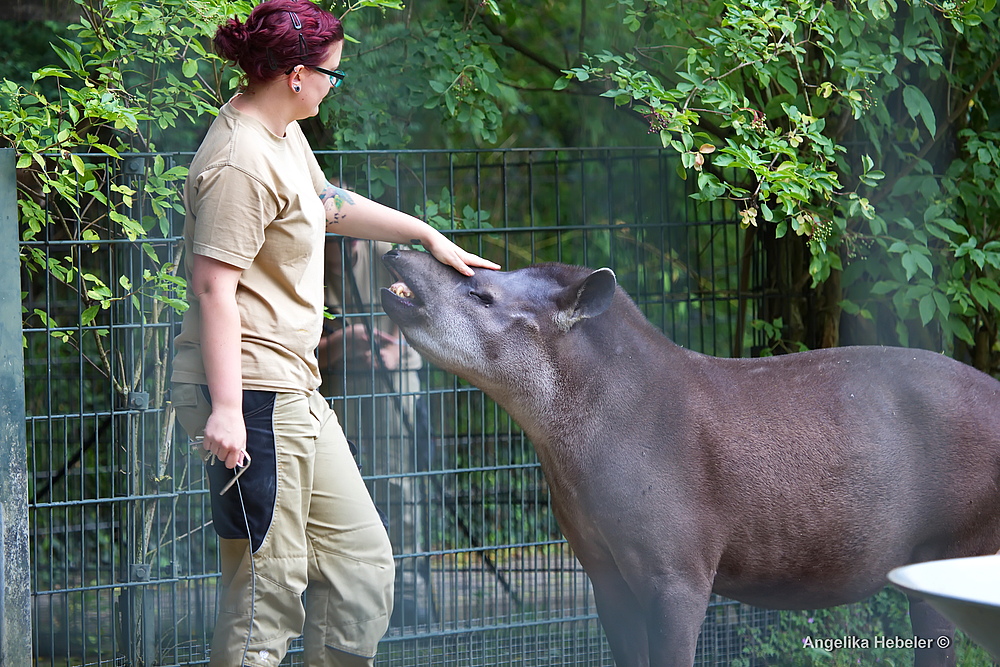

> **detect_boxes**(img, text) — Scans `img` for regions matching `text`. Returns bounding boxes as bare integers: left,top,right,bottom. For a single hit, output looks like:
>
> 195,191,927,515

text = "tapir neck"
490,295,684,455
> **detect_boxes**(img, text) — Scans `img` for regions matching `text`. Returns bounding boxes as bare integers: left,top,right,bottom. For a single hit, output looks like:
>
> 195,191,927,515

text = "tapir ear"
555,267,617,332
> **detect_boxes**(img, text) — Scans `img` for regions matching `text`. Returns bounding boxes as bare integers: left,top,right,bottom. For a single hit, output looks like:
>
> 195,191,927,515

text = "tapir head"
380,249,617,400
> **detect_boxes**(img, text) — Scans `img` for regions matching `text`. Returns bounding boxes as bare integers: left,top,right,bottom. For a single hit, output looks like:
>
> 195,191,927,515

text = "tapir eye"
469,289,494,306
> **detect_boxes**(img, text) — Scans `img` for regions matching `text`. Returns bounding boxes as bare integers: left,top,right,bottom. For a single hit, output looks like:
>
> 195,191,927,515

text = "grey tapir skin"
379,248,1000,667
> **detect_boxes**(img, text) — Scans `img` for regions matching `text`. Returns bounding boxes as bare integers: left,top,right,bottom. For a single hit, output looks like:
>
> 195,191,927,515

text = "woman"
170,1,499,665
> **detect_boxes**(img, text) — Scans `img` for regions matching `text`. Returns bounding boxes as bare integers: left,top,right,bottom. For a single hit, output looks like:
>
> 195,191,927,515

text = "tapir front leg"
589,571,651,665
907,595,956,667
644,573,714,667
591,568,712,667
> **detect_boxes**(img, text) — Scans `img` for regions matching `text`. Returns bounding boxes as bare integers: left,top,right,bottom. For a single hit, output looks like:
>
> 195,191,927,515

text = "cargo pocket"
202,389,279,553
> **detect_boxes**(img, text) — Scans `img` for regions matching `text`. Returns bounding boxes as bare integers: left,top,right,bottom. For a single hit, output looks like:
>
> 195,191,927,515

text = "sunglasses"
311,66,346,88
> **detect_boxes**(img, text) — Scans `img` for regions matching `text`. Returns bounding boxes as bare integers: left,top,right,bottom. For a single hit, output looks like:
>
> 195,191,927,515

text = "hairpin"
286,11,307,57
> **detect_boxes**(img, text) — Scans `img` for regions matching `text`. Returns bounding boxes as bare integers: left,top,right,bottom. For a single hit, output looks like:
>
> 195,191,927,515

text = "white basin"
888,554,1000,660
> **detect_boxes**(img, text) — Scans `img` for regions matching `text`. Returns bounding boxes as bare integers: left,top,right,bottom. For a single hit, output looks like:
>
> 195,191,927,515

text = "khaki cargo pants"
172,384,395,667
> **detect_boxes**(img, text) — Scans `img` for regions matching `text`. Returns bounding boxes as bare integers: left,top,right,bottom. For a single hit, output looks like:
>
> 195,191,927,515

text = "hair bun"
213,18,251,63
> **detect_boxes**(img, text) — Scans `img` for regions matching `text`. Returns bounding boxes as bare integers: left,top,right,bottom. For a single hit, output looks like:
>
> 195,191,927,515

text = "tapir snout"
380,248,1000,667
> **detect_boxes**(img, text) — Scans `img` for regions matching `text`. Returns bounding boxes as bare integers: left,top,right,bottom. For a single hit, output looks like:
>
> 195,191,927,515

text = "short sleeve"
189,165,279,269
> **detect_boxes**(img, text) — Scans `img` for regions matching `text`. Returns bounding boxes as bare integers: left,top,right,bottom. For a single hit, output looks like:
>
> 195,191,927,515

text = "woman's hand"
423,229,501,277
202,405,247,469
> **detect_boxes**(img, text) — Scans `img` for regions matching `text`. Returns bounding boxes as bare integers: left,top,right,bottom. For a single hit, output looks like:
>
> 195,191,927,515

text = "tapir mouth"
388,281,413,300
382,279,419,308
382,257,423,310
380,249,441,315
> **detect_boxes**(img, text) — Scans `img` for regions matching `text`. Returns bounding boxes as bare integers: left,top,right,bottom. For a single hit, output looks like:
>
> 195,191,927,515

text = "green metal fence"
12,146,778,666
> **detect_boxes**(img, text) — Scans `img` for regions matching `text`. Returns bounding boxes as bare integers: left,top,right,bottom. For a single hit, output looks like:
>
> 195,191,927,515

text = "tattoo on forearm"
321,183,356,223
410,238,422,246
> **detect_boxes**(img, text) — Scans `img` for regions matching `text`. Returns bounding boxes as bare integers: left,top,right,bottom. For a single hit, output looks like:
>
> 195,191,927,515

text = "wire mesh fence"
18,146,778,666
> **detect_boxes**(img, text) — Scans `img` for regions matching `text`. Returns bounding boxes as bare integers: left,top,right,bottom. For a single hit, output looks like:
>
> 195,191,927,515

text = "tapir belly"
711,527,911,609
714,503,1000,609
554,421,1000,613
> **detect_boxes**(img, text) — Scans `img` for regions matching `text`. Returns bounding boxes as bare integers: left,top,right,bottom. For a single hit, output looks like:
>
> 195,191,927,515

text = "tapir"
379,248,1000,667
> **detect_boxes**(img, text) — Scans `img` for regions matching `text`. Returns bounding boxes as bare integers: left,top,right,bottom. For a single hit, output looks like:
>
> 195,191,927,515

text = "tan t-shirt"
171,101,328,394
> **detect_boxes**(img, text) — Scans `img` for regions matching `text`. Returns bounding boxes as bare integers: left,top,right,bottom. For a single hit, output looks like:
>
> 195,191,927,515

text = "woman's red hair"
214,0,343,83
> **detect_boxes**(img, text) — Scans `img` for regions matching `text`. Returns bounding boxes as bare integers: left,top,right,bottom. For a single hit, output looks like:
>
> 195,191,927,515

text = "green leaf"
70,154,86,176
81,305,100,326
932,290,951,317
932,217,967,236
949,317,975,345
775,70,798,96
918,294,936,325
901,252,918,280
902,85,937,136
32,67,70,81
971,280,1000,311
914,252,934,278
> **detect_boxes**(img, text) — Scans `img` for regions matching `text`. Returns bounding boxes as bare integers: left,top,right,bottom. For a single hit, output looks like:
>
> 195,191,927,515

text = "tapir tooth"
389,281,414,299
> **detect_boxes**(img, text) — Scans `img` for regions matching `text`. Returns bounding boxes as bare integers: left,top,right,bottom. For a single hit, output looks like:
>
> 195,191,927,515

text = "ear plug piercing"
293,85,301,92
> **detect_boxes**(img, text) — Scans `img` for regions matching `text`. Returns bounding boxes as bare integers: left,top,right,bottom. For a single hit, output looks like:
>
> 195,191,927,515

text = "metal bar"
0,147,32,665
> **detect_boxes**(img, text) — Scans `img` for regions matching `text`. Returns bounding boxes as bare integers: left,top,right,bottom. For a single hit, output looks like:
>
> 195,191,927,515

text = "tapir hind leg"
907,595,956,667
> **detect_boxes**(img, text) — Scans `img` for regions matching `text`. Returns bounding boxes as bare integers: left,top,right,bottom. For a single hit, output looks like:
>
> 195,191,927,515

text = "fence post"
0,146,31,666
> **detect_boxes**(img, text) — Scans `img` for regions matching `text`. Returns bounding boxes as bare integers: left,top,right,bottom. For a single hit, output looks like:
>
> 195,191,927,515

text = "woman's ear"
289,65,303,93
